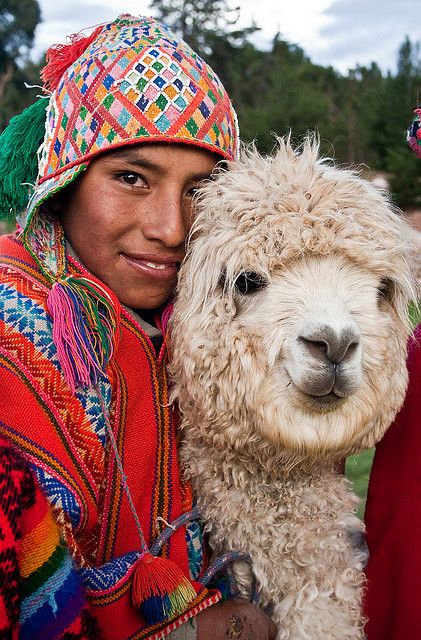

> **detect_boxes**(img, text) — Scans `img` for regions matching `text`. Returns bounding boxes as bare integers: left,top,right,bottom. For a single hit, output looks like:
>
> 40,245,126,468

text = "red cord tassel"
132,553,197,626
42,26,103,91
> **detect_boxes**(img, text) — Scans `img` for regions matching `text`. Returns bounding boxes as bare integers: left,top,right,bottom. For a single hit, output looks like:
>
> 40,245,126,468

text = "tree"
0,0,42,130
0,0,41,100
149,0,256,57
387,145,421,207
395,36,421,114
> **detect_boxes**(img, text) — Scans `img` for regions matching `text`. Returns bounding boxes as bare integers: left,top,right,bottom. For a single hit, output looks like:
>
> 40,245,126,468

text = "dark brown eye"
118,172,147,187
234,272,267,295
377,278,393,306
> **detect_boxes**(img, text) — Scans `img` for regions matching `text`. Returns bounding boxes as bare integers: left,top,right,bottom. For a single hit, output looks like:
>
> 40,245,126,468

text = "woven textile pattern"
39,15,238,184
0,234,219,639
0,438,94,639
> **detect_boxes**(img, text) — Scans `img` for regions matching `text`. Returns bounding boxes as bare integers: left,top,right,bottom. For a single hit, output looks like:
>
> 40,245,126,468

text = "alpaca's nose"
298,325,360,365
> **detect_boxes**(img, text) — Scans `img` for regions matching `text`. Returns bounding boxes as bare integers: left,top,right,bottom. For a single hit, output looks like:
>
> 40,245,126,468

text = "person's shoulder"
0,234,50,323
0,234,38,284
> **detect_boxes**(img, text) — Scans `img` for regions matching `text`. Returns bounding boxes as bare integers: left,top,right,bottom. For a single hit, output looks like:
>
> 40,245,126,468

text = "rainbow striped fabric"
0,437,94,639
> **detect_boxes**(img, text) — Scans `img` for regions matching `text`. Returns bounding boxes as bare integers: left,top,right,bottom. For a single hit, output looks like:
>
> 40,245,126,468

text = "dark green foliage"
0,56,43,130
387,146,421,206
148,0,257,58
0,0,40,69
149,0,421,205
0,0,42,129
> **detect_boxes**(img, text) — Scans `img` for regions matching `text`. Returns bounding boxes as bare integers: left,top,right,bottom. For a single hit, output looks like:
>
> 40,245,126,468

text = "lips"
120,252,181,279
143,261,171,270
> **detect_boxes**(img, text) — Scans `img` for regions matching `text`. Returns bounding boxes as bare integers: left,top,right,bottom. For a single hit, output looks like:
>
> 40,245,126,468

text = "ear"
378,277,414,331
45,184,74,215
46,193,63,214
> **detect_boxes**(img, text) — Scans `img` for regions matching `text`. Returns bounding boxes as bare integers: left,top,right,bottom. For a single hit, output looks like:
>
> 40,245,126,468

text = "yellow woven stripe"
20,509,60,578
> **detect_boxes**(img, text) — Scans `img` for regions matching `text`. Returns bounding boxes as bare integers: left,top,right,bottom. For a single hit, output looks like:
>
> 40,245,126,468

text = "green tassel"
0,98,47,221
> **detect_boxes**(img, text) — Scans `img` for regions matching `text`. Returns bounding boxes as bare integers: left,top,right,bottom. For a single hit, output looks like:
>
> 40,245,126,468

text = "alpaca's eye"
234,272,267,295
377,278,393,306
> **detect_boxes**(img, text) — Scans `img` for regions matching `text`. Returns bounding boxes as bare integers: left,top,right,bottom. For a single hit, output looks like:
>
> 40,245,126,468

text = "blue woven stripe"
20,552,75,623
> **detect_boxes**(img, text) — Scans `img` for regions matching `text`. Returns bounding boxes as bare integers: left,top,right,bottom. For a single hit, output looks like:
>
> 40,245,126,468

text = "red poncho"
364,324,421,639
0,234,219,639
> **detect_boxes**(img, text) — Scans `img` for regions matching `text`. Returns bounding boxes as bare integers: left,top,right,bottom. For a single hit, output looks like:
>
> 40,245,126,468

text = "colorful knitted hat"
0,14,239,392
407,108,421,158
1,14,239,232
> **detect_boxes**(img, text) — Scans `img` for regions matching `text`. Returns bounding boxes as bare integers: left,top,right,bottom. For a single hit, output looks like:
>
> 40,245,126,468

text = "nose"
298,324,360,365
143,196,189,249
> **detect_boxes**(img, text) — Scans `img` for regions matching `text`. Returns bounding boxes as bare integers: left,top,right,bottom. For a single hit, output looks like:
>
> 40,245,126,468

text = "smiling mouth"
121,253,180,277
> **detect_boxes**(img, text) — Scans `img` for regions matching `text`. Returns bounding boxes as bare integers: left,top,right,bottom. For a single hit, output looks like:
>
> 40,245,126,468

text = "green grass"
409,301,421,327
345,449,375,520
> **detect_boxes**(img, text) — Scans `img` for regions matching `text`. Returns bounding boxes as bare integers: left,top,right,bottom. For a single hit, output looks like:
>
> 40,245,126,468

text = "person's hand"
196,599,277,639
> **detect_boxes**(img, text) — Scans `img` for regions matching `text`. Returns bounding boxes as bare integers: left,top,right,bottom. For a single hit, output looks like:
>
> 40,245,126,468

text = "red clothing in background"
364,324,421,639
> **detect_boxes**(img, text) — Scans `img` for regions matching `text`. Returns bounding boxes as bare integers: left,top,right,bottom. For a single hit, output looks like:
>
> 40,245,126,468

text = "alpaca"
169,137,416,639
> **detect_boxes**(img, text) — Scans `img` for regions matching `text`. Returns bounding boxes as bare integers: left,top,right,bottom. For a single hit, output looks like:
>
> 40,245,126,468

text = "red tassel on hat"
42,25,103,91
132,553,197,626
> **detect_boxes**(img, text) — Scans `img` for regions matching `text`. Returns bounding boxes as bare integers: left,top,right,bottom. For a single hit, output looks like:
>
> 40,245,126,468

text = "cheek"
63,196,123,255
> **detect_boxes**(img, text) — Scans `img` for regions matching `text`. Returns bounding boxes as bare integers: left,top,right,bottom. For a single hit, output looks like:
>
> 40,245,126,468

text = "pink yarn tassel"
47,278,118,392
47,282,93,391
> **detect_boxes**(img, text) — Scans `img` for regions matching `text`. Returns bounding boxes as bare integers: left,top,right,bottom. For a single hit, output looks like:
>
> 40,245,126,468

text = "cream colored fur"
169,137,416,639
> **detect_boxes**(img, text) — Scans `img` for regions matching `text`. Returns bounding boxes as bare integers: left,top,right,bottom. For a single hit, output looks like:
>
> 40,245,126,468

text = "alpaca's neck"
181,429,339,490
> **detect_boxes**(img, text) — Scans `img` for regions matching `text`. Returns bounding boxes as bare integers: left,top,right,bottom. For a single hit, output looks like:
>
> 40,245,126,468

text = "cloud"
34,0,150,57
32,0,421,74
308,0,421,72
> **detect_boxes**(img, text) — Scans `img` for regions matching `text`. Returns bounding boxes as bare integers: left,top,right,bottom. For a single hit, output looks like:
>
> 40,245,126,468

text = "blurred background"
2,0,421,216
1,0,420,514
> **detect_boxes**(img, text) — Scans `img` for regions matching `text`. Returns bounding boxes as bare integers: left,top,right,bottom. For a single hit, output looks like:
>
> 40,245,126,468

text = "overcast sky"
33,0,421,75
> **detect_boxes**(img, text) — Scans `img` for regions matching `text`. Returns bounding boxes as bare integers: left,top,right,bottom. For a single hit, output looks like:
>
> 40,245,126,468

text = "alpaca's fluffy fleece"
170,137,416,639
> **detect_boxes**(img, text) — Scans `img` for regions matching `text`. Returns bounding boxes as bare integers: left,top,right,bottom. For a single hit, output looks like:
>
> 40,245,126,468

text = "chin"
119,289,175,311
254,383,379,458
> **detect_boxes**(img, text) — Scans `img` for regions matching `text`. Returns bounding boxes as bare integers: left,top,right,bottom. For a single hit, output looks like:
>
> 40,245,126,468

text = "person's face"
60,143,218,310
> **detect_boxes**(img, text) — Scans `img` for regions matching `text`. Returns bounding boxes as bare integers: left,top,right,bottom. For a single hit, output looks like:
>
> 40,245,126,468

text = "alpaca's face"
171,141,414,457
216,253,404,453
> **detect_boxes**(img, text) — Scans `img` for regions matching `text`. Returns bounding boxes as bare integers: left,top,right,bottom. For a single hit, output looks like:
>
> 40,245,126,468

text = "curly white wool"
170,136,416,639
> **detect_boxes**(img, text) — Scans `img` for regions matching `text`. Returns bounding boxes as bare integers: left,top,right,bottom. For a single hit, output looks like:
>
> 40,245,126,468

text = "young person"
364,325,421,639
0,15,276,640
364,109,421,639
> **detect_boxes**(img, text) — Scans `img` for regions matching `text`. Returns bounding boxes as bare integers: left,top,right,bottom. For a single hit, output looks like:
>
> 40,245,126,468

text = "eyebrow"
108,148,216,182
